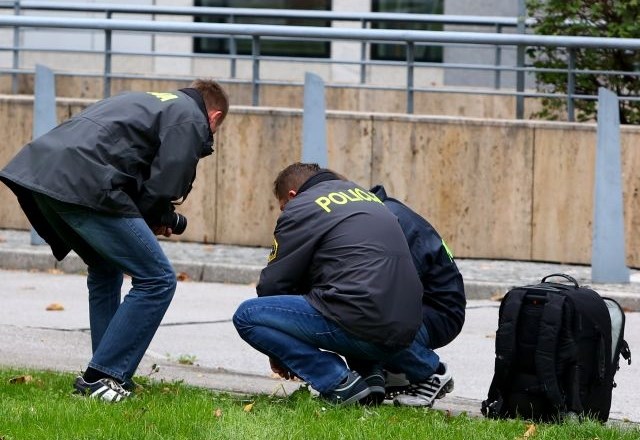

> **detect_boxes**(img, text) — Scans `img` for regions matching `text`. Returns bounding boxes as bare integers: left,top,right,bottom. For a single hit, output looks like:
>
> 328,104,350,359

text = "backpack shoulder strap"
483,289,526,416
495,289,526,370
535,292,571,410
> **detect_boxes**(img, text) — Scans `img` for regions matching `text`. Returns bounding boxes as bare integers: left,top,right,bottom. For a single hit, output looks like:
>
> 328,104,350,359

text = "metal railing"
1,5,640,120
2,1,532,93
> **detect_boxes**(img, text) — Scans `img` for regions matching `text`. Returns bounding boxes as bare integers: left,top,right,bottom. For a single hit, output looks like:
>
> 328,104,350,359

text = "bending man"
0,79,229,402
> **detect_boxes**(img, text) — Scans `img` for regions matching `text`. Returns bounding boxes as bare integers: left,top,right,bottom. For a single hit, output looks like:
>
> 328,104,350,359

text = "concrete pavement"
0,228,638,423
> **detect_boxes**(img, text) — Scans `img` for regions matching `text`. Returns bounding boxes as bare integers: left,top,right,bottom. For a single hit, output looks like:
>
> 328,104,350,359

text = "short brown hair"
273,162,321,200
190,78,230,124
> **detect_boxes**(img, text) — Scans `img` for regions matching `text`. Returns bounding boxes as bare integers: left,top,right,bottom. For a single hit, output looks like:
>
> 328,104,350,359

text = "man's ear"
288,189,297,200
208,110,223,130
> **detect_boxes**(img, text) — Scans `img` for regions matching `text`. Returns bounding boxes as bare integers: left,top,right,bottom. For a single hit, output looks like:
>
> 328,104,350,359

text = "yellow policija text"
315,187,383,213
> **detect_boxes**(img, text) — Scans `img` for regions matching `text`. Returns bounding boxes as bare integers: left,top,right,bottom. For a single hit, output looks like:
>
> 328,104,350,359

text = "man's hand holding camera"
153,212,188,237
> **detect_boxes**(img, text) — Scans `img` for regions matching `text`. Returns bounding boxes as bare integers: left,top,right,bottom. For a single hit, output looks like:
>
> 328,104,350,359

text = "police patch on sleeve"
268,237,278,262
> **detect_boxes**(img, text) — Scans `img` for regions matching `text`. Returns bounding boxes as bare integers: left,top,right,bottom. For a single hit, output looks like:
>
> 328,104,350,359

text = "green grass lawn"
0,368,637,440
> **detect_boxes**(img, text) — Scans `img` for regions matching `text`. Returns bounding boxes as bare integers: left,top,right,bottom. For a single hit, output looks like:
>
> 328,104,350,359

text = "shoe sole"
436,378,454,399
361,386,385,406
340,387,372,405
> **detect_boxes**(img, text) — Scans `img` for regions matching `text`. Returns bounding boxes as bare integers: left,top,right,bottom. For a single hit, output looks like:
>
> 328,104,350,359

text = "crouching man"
233,163,442,405
367,184,466,407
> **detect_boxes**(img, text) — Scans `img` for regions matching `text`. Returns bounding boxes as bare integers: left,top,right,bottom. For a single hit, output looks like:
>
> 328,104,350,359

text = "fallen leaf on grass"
214,408,223,418
243,402,254,412
516,423,536,439
45,303,64,311
9,375,33,384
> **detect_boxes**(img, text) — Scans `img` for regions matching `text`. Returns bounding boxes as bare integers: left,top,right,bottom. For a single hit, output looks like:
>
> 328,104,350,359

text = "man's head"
190,78,230,134
273,162,321,211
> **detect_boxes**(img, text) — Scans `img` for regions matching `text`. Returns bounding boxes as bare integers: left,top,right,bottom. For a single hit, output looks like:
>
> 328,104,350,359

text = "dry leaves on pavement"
45,303,64,311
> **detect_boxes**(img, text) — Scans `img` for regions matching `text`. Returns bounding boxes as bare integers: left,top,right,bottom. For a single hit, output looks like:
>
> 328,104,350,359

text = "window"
371,0,443,63
194,0,332,58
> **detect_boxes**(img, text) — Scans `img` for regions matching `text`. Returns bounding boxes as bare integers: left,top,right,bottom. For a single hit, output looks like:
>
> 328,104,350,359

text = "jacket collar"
369,184,388,201
179,87,214,156
297,170,340,194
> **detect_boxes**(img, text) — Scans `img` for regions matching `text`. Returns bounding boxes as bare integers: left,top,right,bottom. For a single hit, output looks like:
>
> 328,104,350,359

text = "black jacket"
0,88,213,260
257,172,423,349
371,185,466,349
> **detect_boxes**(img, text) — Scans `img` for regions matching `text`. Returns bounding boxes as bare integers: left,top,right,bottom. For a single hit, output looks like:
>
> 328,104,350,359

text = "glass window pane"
194,0,331,58
371,0,443,63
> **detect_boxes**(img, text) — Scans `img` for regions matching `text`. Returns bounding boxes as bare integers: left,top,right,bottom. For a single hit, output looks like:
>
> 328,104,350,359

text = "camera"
160,212,188,235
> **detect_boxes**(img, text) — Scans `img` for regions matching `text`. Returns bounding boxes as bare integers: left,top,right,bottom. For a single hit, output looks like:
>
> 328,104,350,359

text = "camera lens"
160,212,187,235
172,213,187,235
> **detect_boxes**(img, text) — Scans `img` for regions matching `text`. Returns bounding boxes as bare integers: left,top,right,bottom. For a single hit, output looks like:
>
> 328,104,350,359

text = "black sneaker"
73,376,132,402
360,365,386,406
320,371,371,405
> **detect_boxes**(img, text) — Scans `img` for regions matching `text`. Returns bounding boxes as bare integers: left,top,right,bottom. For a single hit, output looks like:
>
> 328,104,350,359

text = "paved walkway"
1,228,639,310
0,228,638,424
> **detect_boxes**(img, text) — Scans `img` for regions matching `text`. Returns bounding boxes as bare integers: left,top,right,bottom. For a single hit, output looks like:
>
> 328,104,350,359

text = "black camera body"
160,212,187,235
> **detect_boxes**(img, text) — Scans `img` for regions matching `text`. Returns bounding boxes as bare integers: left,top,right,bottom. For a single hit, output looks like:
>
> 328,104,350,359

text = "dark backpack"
481,273,632,422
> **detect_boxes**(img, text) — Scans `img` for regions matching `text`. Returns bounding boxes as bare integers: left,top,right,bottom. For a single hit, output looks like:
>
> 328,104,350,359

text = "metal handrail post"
359,18,367,84
567,48,576,122
251,35,260,106
515,45,525,119
229,14,236,78
406,41,414,114
515,0,526,119
494,24,502,89
103,13,112,98
11,0,21,94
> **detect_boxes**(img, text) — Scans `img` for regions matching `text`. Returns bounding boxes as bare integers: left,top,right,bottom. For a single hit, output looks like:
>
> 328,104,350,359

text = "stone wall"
1,95,638,267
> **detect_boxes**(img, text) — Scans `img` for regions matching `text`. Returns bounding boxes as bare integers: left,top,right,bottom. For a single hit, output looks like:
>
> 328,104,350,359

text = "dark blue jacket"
371,185,466,349
257,172,423,349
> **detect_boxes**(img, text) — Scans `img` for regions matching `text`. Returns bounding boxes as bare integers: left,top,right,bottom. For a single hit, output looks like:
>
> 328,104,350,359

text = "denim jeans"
32,194,176,383
233,295,440,393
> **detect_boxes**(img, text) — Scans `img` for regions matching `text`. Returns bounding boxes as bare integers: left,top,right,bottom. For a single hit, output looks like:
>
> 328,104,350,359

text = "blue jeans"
33,194,176,383
233,295,440,393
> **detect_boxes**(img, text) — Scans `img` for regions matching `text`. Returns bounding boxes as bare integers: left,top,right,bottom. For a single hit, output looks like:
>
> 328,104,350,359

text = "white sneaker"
393,363,454,407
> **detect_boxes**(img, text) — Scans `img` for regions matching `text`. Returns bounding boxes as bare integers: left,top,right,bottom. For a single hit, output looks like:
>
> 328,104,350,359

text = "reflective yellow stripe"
442,239,454,262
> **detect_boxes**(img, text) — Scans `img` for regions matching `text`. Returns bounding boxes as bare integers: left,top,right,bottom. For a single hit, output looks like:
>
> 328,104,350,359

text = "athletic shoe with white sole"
393,363,454,407
320,371,371,405
73,376,132,402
